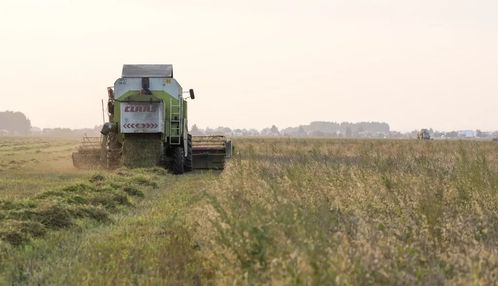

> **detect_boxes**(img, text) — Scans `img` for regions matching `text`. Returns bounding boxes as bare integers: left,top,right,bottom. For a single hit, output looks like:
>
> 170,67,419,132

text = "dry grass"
1,137,497,285
0,137,89,200
191,139,498,285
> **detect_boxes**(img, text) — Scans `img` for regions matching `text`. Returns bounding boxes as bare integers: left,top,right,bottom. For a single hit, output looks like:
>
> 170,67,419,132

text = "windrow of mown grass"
191,139,498,285
0,168,163,246
0,170,214,285
0,137,85,200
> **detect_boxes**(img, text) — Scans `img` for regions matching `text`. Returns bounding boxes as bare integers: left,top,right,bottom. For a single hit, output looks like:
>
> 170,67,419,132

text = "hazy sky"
1,0,497,131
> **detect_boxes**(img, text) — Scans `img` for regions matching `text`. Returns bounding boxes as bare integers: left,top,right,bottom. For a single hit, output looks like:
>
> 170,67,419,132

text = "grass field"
0,137,497,285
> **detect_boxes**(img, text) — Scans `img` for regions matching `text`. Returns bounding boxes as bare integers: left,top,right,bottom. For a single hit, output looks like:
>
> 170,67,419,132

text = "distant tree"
297,126,306,137
433,131,444,139
310,130,325,137
233,129,243,136
345,127,352,138
205,127,215,135
445,131,458,138
248,129,260,136
42,128,73,136
295,121,392,138
0,111,31,134
260,128,271,136
191,124,203,135
215,126,232,135
270,125,280,136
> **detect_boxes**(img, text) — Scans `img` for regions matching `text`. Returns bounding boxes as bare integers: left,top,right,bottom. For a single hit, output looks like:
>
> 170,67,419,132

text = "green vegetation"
1,137,497,285
0,171,155,246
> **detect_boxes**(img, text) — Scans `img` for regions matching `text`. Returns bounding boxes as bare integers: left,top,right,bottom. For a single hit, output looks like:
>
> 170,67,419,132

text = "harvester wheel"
171,147,185,175
184,134,193,172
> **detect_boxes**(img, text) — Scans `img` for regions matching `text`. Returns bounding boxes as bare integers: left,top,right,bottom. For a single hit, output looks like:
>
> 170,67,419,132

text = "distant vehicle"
417,129,431,140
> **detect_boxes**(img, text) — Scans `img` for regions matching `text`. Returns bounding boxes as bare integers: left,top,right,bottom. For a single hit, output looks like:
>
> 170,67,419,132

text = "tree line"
0,111,31,134
191,121,391,138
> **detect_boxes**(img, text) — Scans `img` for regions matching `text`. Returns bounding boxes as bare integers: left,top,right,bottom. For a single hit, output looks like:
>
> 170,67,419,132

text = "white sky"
0,0,497,132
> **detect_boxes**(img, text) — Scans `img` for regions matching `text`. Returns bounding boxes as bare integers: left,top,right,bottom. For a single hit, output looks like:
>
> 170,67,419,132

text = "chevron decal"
123,123,159,129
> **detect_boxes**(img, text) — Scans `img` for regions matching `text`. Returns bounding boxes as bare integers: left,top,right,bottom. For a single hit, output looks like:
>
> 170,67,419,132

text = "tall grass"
193,139,498,285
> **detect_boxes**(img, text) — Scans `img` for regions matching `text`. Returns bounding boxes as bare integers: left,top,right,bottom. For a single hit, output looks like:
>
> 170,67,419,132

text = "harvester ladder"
169,97,182,145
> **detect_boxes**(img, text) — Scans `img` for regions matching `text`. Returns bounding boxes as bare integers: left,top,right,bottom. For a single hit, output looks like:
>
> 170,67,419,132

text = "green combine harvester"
72,64,232,174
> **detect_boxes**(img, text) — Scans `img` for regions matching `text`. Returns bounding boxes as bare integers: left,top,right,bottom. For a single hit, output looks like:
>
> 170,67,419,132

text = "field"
0,137,497,285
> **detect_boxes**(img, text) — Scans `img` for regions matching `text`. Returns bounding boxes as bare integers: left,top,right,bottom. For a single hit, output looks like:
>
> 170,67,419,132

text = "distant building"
458,130,476,138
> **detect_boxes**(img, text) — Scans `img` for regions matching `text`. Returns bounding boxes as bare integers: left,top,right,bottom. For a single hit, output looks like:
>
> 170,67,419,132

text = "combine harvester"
72,64,232,174
417,129,431,140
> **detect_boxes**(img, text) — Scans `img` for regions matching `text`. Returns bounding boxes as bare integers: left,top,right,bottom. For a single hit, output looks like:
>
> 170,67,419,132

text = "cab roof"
122,64,173,78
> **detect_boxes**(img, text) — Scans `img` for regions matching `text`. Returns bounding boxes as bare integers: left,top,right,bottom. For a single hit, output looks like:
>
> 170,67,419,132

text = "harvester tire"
184,134,193,172
171,147,185,175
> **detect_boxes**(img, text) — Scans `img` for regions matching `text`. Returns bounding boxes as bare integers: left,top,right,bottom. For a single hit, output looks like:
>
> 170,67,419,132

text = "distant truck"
417,129,431,140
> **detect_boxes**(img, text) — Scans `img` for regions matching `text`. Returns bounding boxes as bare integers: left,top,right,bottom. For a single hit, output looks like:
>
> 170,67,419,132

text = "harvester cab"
72,64,231,174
